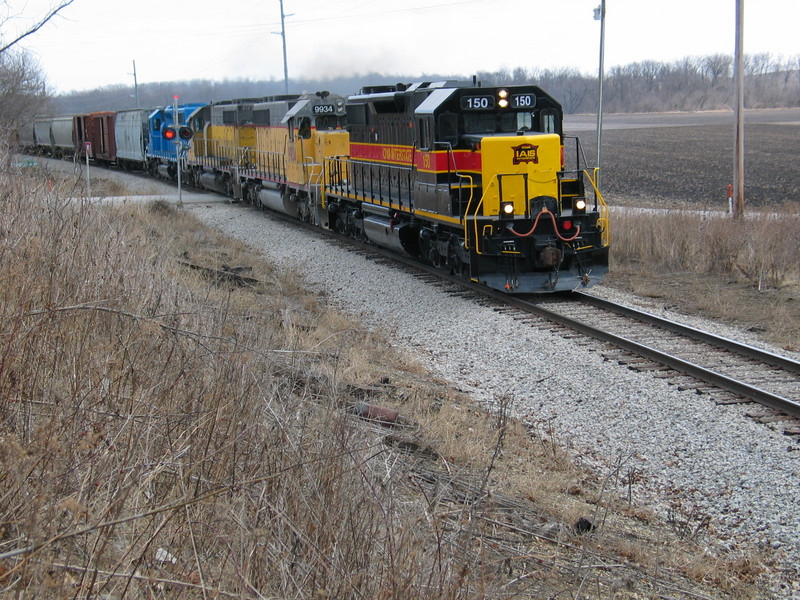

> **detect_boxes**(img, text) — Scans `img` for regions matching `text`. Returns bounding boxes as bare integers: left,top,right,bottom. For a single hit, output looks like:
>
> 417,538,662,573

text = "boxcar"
51,116,76,157
115,108,150,170
33,117,54,154
74,112,117,163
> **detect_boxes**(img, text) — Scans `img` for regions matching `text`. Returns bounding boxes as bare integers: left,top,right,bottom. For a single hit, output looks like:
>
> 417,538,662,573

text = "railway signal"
162,124,193,141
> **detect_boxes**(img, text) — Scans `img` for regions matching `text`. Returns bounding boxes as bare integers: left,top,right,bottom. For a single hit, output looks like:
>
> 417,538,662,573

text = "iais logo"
511,143,539,165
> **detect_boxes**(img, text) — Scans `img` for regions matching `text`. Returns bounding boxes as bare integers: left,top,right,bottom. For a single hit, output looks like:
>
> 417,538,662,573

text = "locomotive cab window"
316,115,339,130
417,118,432,150
463,113,495,134
437,112,459,146
516,112,534,132
498,112,534,133
152,118,161,131
252,108,270,125
539,109,560,135
298,116,311,139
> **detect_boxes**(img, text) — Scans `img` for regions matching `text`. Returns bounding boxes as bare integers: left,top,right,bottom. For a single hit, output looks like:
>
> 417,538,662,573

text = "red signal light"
162,126,177,141
178,126,193,141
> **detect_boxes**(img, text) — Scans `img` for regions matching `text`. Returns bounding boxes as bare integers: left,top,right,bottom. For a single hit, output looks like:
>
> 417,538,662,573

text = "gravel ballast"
179,198,800,598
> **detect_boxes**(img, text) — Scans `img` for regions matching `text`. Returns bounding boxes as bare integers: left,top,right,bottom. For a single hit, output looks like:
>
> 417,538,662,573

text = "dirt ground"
566,108,800,207
601,268,800,353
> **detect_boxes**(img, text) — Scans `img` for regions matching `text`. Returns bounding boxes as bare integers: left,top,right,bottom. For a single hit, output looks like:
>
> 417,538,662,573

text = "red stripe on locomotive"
349,143,482,173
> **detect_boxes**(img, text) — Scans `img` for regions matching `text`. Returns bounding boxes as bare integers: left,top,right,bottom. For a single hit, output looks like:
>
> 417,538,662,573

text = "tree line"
2,49,799,138
478,53,800,113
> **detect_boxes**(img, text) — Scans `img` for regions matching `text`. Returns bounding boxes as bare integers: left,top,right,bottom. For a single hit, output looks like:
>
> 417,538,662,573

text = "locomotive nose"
479,134,562,217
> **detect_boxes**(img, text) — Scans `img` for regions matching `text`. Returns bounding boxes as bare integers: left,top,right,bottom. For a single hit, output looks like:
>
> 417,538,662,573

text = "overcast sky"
5,0,800,94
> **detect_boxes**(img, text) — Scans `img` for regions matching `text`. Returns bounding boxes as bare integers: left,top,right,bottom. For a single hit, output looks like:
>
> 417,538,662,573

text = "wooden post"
732,0,745,219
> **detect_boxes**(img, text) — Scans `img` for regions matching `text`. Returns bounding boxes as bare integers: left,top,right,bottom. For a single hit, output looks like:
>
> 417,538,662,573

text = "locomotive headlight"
500,201,514,217
498,88,509,108
575,198,586,211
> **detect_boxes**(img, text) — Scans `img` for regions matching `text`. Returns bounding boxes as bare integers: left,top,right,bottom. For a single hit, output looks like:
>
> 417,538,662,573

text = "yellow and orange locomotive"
182,81,609,293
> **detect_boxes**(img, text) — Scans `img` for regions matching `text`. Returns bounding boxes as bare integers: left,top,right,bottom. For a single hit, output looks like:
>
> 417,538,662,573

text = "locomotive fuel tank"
258,188,301,218
361,211,415,255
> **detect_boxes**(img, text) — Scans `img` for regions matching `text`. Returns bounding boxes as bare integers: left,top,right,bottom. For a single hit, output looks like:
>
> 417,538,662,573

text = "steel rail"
490,290,800,419
574,291,800,375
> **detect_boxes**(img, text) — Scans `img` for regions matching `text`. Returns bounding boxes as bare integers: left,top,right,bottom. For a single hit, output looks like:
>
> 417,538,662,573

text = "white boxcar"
34,117,54,153
51,116,75,156
115,109,150,169
17,119,37,148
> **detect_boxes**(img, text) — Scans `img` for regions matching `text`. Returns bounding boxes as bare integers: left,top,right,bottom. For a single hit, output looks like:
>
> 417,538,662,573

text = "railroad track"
334,235,800,433
523,293,800,425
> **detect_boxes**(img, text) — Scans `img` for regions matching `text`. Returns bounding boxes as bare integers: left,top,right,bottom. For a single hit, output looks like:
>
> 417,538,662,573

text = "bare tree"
0,0,75,55
745,52,774,76
701,54,733,84
0,49,49,126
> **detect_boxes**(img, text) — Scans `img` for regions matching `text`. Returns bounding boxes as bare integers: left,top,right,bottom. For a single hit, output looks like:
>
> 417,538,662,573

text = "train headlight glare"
501,201,514,216
575,199,586,211
498,89,509,108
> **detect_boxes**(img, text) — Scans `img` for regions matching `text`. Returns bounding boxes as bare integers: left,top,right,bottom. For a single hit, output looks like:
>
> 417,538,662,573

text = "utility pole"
131,60,140,108
732,0,745,219
279,0,289,94
174,96,183,208
594,0,606,192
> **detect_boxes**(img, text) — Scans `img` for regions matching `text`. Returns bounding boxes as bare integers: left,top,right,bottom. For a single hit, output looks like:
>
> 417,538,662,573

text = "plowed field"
565,108,800,207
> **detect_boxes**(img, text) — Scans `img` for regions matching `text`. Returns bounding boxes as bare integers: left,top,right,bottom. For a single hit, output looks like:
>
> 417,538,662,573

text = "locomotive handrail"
335,157,413,210
239,145,254,168
563,135,599,205
439,141,469,207
249,148,287,181
323,156,352,204
582,168,610,247
465,171,536,253
464,175,496,254
302,156,323,191
308,163,326,214
456,173,475,221
562,135,592,171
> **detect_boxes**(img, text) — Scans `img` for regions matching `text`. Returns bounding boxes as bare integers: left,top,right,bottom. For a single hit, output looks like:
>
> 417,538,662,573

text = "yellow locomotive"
323,81,609,292
186,92,348,220
183,81,608,293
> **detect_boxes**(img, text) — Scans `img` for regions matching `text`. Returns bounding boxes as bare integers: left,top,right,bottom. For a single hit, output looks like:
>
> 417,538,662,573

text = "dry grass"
0,158,774,598
608,206,800,351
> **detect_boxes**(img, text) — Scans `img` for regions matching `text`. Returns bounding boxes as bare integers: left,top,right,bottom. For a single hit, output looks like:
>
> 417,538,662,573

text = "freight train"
18,80,609,293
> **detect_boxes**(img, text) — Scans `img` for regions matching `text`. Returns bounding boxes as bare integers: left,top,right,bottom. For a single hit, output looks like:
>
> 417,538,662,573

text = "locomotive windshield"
315,115,342,130
462,111,535,134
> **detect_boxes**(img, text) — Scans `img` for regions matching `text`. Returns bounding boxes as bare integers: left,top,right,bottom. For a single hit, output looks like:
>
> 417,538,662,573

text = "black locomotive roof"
353,80,475,98
349,81,562,113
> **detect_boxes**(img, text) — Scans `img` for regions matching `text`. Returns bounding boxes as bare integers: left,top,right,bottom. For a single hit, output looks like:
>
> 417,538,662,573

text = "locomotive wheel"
334,215,348,236
448,247,462,275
